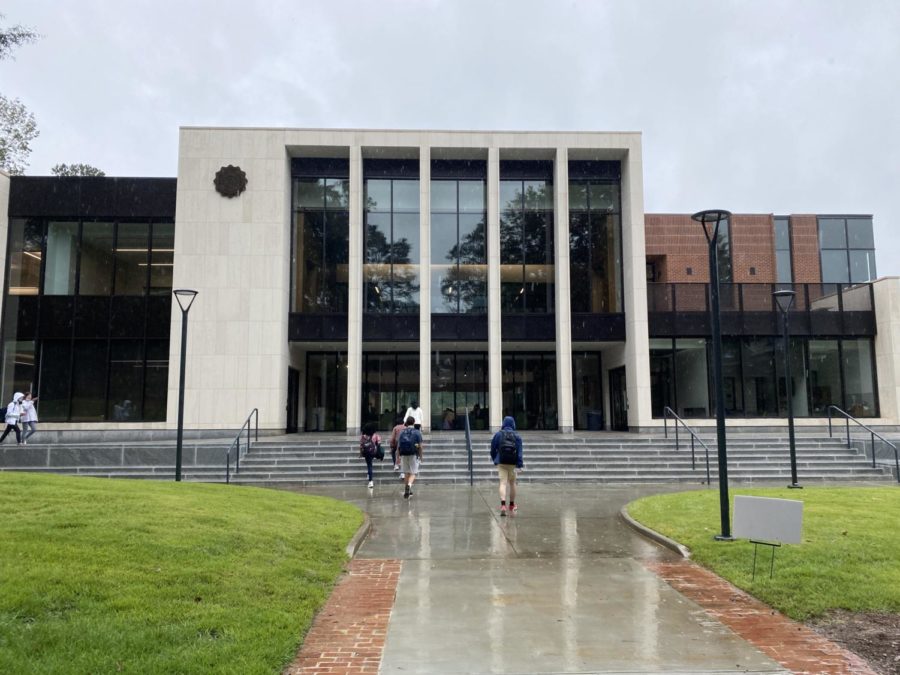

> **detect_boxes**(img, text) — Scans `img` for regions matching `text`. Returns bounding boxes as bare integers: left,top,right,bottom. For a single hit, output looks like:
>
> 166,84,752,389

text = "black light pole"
173,289,198,482
774,289,802,489
692,209,733,541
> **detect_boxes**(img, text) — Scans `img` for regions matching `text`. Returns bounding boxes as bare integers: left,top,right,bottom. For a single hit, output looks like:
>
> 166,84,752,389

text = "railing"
663,406,712,485
827,405,900,483
226,408,259,484
464,407,474,485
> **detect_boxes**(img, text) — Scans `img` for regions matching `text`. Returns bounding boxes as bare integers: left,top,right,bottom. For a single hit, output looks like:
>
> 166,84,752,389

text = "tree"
0,94,38,175
51,163,106,177
0,14,38,60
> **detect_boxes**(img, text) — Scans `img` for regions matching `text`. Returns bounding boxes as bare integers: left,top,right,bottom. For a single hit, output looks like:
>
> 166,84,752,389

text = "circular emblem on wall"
213,165,248,198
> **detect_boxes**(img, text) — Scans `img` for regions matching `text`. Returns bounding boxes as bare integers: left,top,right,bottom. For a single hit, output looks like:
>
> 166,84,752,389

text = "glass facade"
2,217,173,421
499,173,554,313
430,351,488,430
361,352,419,431
569,181,622,312
305,352,348,432
774,216,793,283
430,177,487,314
364,178,420,314
572,352,603,430
818,217,876,284
291,177,350,313
501,352,557,430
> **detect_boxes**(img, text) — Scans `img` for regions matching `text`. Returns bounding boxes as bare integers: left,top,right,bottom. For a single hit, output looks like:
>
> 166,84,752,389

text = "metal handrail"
464,408,474,485
226,408,259,484
827,405,900,483
663,406,712,485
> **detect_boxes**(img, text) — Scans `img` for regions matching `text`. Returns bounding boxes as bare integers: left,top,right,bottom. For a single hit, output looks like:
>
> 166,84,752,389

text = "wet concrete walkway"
296,483,787,674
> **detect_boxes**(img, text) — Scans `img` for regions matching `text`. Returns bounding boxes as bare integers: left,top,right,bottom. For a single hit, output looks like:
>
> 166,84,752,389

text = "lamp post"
773,289,802,489
173,289,198,482
691,209,733,541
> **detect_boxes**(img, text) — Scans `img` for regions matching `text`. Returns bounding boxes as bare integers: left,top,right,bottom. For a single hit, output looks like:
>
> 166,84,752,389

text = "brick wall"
731,214,776,283
789,214,822,283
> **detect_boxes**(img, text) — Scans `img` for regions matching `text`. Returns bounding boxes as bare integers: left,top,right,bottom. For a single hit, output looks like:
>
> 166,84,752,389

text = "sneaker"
393,464,400,472
499,505,507,517
399,473,405,480
22,441,26,445
403,485,410,499
510,504,518,514
367,480,374,488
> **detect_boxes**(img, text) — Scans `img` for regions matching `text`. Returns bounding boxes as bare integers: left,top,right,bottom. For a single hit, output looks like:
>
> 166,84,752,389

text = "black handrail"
226,408,259,484
464,407,474,485
663,406,712,485
827,405,899,483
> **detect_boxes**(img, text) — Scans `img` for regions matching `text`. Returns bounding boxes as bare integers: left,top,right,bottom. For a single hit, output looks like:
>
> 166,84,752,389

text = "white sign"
733,495,803,545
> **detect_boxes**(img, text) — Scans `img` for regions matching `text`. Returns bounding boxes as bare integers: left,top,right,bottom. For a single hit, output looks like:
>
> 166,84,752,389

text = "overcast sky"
3,0,898,275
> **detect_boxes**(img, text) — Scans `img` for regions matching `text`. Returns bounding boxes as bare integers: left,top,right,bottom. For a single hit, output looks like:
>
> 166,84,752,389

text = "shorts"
497,465,517,483
400,455,420,475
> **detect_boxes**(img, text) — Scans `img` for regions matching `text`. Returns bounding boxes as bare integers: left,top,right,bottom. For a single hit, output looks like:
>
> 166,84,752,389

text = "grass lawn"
627,487,900,621
0,473,363,674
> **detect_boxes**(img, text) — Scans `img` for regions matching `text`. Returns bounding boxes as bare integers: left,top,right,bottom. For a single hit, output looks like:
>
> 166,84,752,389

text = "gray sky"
3,0,899,275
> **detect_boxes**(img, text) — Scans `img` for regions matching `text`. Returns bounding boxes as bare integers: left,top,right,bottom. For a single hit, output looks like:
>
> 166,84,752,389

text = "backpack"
360,435,377,459
398,427,418,456
498,430,518,465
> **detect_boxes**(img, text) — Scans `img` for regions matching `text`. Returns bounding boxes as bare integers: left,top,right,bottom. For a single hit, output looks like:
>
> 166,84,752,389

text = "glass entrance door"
609,366,628,431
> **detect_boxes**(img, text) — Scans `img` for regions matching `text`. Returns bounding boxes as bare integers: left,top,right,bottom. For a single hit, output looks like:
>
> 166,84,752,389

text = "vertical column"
419,147,432,432
487,147,503,432
554,147,574,433
346,145,363,435
621,139,652,430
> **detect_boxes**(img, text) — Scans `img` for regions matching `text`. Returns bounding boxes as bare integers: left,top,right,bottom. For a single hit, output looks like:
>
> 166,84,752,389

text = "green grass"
627,487,900,620
0,473,363,674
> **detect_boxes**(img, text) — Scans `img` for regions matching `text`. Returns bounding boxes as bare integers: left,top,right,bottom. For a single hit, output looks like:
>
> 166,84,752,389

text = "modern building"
1,128,898,436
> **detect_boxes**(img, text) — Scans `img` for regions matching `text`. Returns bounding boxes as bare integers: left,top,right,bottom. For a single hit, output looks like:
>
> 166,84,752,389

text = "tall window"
291,176,349,313
716,217,733,283
430,178,487,314
569,179,622,312
500,169,554,313
774,216,793,283
364,178,420,313
431,351,488,430
501,352,557,429
818,216,876,284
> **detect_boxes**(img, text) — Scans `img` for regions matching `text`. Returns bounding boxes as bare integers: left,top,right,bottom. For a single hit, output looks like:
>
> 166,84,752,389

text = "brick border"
285,559,401,675
645,561,878,675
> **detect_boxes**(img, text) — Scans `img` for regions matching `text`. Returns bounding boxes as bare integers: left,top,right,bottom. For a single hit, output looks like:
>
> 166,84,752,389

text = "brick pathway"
645,560,878,675
285,559,401,675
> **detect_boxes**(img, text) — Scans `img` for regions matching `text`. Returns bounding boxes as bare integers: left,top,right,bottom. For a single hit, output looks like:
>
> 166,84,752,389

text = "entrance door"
609,366,628,431
286,367,300,433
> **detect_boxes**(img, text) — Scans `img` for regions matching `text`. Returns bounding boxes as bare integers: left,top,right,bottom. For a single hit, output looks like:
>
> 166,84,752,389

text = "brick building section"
730,214,776,283
790,215,823,283
645,560,877,675
285,559,401,675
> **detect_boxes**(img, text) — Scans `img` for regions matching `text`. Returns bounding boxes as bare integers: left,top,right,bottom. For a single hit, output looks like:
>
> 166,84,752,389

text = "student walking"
389,415,406,476
0,392,24,445
21,392,38,444
490,416,524,516
397,416,423,499
359,421,381,488
403,400,424,430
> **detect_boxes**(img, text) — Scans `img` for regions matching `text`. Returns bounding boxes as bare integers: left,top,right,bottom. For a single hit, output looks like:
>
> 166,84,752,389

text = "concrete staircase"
3,431,895,485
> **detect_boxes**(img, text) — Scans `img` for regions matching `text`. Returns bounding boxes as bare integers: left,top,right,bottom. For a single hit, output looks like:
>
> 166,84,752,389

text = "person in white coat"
21,392,38,444
0,392,24,445
403,400,424,430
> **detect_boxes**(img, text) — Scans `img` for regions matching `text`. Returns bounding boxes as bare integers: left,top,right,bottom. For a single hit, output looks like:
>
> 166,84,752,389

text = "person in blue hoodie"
490,416,524,516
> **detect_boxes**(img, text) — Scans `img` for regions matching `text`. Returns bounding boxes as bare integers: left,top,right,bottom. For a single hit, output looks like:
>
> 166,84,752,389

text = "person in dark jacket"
490,416,524,516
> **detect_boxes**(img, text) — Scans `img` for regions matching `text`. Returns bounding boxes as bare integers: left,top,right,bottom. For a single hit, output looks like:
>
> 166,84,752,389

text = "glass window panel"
590,213,622,312
430,353,454,430
366,179,391,211
70,340,107,420
392,213,420,265
458,181,485,212
775,338,808,418
430,181,457,212
430,213,458,266
149,222,174,295
431,267,455,313
391,266,419,313
818,218,846,248
774,217,791,250
821,250,850,284
499,212,522,265
501,280,525,312
44,221,79,295
776,250,793,284
523,212,551,264
107,340,143,420
115,222,149,295
365,212,391,263
363,267,391,313
573,353,602,430
741,338,777,417
569,182,588,210
1,340,35,405
323,212,349,312
808,340,841,415
674,339,709,417
649,340,675,418
842,339,876,417
458,266,487,313
143,339,168,421
499,181,521,211
79,222,115,295
846,218,874,249
458,214,486,265
392,180,420,211
525,279,554,314
6,218,42,296
295,178,325,209
300,212,324,312
589,183,619,212
38,340,72,421
569,212,590,265
849,250,876,283
324,179,349,210
305,352,347,431
523,180,552,210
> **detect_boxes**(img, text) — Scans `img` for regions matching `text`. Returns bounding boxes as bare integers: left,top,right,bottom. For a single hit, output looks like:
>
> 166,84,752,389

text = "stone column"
487,147,503,431
346,145,363,435
553,147,574,432
873,277,900,424
419,147,432,432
